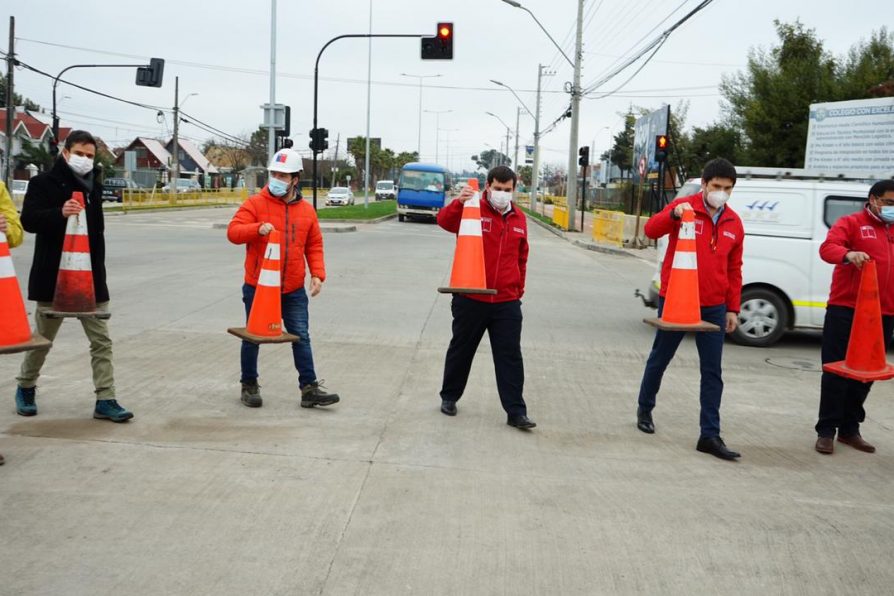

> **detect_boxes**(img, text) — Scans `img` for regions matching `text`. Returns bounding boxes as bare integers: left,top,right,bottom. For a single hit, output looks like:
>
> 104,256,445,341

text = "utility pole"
268,0,277,162
504,127,511,167
530,64,551,213
332,132,341,187
564,0,584,230
364,0,372,208
4,16,14,190
171,76,180,191
513,106,520,171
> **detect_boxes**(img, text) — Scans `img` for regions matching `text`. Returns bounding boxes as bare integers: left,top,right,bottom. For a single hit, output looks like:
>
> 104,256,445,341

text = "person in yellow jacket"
0,180,25,465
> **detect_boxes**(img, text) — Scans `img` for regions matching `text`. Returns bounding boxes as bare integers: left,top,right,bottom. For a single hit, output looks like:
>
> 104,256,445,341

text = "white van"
645,168,878,347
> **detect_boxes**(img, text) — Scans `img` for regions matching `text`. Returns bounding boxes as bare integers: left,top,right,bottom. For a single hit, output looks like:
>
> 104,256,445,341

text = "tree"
475,149,509,170
15,140,53,172
682,123,744,176
0,75,41,111
607,111,636,178
840,27,894,98
722,20,840,167
517,165,533,187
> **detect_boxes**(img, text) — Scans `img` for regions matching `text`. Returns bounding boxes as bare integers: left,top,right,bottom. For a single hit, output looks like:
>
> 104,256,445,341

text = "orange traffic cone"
0,230,52,354
823,260,894,382
227,230,299,344
44,192,109,320
438,178,497,295
644,209,719,332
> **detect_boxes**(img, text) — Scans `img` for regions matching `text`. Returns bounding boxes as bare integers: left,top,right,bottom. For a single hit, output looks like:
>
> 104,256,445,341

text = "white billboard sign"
804,97,894,173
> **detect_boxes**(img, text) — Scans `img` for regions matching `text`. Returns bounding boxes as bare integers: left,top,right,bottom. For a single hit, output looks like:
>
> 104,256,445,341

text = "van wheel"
398,214,405,222
731,288,788,347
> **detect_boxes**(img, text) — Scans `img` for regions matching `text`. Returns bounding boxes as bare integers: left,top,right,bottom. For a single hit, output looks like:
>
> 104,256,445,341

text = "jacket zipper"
492,210,508,304
282,201,290,289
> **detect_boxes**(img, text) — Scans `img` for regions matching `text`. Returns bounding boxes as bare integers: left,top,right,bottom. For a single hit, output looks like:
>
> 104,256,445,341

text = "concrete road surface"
1,207,892,595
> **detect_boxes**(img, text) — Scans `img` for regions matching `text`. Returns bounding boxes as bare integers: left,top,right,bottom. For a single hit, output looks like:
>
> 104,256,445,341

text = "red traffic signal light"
655,135,669,163
422,22,454,60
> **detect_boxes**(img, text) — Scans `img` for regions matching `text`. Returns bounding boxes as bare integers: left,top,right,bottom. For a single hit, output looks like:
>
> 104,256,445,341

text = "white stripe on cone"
467,193,480,208
257,268,280,287
0,255,14,278
459,218,483,237
265,242,280,261
672,251,698,270
679,221,695,240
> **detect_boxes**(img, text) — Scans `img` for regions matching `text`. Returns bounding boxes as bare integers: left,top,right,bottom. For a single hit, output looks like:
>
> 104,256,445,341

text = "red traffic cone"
0,230,52,354
644,209,719,332
44,192,109,320
228,230,299,344
438,178,497,295
823,260,894,382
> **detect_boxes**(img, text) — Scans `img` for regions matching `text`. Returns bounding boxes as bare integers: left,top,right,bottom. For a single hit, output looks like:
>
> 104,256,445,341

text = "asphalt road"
1,207,892,595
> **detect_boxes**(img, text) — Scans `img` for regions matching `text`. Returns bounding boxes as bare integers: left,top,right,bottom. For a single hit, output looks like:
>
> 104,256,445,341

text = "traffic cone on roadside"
0,230,52,354
44,192,109,320
823,260,894,382
644,209,719,332
227,230,299,344
438,178,497,295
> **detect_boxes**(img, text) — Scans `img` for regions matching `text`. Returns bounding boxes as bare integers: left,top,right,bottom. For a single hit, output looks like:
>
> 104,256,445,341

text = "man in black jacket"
14,130,132,422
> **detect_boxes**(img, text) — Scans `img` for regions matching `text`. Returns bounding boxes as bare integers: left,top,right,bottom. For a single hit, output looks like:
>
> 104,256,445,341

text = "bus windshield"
400,170,445,192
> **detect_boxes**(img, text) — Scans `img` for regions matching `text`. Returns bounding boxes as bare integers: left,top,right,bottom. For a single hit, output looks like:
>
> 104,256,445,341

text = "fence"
122,187,249,209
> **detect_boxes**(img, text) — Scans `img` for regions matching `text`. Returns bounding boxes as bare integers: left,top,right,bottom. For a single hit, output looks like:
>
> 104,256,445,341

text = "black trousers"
816,305,894,438
440,295,527,418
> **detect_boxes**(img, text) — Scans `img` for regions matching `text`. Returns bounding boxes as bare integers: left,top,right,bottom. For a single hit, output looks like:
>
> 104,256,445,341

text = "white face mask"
705,190,729,209
67,153,94,176
488,189,512,211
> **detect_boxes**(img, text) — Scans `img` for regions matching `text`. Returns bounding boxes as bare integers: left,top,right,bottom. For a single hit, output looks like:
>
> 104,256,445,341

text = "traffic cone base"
643,317,720,332
227,327,300,344
0,333,52,355
437,287,498,295
823,260,894,382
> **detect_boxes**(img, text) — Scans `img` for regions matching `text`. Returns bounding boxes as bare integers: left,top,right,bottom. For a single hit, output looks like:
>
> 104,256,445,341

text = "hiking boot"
93,399,134,423
300,380,340,408
241,381,263,408
15,386,37,417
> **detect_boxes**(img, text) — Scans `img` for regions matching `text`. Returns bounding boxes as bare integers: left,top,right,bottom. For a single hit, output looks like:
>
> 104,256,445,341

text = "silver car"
326,187,354,206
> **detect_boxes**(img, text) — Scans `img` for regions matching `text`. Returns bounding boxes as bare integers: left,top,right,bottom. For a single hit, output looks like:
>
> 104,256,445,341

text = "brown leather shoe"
838,434,876,453
815,437,834,454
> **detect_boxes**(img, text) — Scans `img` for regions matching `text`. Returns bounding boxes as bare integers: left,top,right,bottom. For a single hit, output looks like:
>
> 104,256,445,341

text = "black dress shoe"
507,415,536,429
440,400,457,416
636,408,654,434
696,436,741,461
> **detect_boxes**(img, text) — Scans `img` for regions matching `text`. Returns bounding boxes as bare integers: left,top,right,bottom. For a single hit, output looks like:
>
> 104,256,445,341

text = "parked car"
101,177,141,203
326,187,354,206
10,179,28,207
162,179,202,193
375,180,396,201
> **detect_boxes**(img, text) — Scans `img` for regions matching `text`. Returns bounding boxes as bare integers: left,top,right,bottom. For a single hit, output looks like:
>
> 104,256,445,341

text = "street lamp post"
485,111,513,167
424,109,451,164
401,73,442,158
502,0,584,229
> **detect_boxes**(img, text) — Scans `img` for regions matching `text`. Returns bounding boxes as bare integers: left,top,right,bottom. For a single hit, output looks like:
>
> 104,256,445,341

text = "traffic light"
49,137,59,157
578,146,589,168
309,127,329,153
655,134,669,163
421,22,453,60
135,58,165,88
276,106,291,137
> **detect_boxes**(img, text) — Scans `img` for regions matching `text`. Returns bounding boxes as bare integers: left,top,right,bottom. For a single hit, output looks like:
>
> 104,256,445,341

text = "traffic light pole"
50,63,149,154
312,33,426,210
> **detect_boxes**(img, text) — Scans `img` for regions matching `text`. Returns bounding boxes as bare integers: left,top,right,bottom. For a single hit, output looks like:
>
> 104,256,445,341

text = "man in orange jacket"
636,158,744,461
227,148,339,409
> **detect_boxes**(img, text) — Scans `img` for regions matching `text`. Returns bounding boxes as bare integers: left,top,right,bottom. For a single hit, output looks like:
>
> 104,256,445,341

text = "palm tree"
15,140,54,172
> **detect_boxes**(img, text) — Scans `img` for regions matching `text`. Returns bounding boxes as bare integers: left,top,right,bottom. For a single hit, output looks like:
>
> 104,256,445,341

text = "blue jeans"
637,297,727,439
240,283,317,389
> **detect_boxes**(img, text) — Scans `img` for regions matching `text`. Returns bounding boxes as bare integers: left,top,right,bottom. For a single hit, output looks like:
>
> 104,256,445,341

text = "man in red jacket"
815,179,894,455
636,158,744,460
227,148,339,409
437,165,534,429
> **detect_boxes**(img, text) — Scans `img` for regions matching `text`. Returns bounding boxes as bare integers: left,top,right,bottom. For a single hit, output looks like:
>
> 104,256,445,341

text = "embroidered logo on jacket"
481,217,492,233
694,220,704,235
723,231,736,241
861,225,877,239
513,226,525,234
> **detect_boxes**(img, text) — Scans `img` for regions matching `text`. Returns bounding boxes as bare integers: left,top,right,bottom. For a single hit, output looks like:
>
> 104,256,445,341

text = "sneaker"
15,386,37,417
241,381,263,408
93,399,134,423
300,380,340,408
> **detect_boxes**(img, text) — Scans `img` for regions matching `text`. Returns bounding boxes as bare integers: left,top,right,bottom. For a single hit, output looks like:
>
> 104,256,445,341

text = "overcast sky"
5,0,889,171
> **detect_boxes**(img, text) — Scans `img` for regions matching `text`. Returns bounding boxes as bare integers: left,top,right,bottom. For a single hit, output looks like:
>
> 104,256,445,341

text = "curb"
105,204,237,217
523,212,643,259
210,223,357,233
317,213,397,224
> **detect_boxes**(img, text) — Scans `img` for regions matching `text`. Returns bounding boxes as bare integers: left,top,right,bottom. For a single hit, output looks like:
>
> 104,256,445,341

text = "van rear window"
824,196,865,228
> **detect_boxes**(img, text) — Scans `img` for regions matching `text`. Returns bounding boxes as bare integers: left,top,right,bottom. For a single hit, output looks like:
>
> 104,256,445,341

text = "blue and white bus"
397,162,452,222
